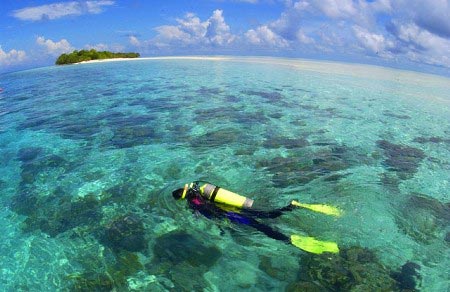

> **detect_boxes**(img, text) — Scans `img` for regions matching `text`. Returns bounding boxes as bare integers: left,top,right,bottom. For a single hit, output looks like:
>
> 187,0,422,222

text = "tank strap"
210,186,220,202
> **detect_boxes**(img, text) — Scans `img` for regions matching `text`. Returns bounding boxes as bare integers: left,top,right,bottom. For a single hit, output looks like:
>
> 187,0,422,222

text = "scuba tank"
194,182,254,209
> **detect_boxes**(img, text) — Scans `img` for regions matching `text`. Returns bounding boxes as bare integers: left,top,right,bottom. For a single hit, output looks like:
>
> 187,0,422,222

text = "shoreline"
75,55,450,86
76,56,231,64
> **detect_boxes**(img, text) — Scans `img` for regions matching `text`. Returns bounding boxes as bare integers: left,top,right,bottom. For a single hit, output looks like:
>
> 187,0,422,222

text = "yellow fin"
290,235,339,254
291,200,343,217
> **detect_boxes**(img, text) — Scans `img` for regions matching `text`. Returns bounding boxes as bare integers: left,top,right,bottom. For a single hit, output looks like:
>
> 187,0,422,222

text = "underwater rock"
19,154,70,185
390,261,421,291
243,90,283,101
234,111,270,126
101,181,139,204
268,112,283,119
17,147,42,162
413,136,450,144
234,147,256,156
68,250,143,291
396,193,449,244
194,106,238,124
225,95,240,103
189,128,242,148
152,231,221,268
258,255,297,283
383,110,411,120
285,281,322,292
263,137,310,150
10,189,38,216
256,145,353,187
377,140,425,179
149,231,221,291
101,214,147,252
197,87,222,95
69,272,114,291
27,193,101,237
299,246,413,291
108,126,156,148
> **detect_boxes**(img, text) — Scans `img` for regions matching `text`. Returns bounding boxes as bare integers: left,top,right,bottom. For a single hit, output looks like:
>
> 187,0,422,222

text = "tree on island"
55,49,140,65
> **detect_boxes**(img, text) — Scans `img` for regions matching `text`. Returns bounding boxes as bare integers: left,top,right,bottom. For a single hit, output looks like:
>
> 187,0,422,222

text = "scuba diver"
172,181,341,254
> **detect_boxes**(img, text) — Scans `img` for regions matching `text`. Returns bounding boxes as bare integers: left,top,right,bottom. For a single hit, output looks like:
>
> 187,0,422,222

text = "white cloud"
296,29,315,44
12,1,114,21
0,46,27,66
245,25,289,47
84,43,109,51
36,36,74,56
313,0,358,19
206,10,235,46
129,36,141,47
353,25,394,58
393,0,450,38
153,10,235,48
390,22,450,67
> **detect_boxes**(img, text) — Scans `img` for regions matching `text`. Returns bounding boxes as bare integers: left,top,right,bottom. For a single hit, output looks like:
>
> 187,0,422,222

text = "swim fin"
290,234,339,254
291,200,342,217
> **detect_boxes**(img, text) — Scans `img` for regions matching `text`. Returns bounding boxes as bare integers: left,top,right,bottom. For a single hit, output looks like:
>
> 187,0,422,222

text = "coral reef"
11,187,102,237
396,193,449,244
17,147,43,162
189,127,243,148
412,136,450,144
295,246,421,291
377,140,425,179
100,213,147,252
263,137,309,150
20,153,71,185
148,231,222,290
391,261,421,291
108,125,156,148
256,145,354,187
68,250,144,291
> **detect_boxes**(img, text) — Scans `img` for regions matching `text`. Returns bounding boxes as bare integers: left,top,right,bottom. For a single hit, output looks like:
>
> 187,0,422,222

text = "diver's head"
172,184,188,200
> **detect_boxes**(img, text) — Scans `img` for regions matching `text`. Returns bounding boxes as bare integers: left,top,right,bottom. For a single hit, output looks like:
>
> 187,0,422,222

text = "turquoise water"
0,57,449,291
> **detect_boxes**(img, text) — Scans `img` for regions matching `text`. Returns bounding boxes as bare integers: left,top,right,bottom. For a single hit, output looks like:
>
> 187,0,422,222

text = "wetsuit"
184,185,295,243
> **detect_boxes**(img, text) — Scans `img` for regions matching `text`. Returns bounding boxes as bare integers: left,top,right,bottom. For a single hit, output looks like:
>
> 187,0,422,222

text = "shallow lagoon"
0,57,449,291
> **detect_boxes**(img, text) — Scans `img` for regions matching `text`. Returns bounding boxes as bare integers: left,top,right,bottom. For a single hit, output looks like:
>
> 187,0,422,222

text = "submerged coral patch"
395,193,449,244
377,140,425,179
11,188,102,237
298,246,421,291
100,214,147,252
256,144,354,187
20,154,71,185
107,125,157,148
383,110,411,120
189,127,243,148
263,137,309,149
413,136,450,144
242,90,283,102
17,147,43,162
149,231,222,290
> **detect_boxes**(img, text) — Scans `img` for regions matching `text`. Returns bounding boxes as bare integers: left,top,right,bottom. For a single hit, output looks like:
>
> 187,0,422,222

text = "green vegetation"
55,49,140,65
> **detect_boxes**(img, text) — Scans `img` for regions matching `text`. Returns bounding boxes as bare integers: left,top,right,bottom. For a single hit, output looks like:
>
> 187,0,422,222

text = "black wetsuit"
185,186,294,243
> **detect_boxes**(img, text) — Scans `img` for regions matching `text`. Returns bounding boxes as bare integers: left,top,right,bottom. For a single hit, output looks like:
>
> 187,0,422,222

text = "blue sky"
1,0,449,76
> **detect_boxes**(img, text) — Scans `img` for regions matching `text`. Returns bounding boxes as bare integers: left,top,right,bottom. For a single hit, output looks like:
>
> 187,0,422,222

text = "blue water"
0,57,449,291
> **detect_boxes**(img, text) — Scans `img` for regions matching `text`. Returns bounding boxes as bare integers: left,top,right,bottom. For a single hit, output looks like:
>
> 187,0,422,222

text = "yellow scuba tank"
198,183,254,209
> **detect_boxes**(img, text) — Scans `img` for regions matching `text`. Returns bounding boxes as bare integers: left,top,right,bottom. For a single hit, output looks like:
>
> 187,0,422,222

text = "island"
55,49,140,65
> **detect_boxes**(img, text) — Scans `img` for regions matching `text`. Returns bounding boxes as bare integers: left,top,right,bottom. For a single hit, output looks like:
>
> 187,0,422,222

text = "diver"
172,181,341,254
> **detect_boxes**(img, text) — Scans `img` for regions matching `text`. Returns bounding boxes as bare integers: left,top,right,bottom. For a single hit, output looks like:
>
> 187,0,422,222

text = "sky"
0,0,449,76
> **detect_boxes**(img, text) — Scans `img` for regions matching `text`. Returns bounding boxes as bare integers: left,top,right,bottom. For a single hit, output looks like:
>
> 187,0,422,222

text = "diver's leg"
247,218,290,242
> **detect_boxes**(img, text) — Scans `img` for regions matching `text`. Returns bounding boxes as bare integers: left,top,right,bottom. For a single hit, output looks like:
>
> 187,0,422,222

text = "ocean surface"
0,57,449,291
